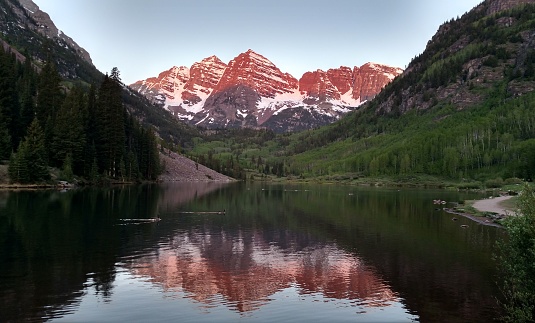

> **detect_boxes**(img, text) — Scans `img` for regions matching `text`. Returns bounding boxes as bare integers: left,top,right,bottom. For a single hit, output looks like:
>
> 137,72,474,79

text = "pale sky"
33,0,483,85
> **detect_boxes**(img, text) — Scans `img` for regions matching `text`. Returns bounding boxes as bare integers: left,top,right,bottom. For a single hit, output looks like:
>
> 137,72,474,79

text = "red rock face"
130,65,189,103
299,64,402,103
130,50,403,131
181,56,227,104
184,56,227,95
213,49,298,98
327,66,353,95
299,70,340,101
353,63,403,102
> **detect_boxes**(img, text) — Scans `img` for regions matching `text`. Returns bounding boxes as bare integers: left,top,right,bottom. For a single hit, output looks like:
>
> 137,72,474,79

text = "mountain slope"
279,0,535,181
131,50,402,132
373,0,535,115
190,0,535,183
0,0,203,148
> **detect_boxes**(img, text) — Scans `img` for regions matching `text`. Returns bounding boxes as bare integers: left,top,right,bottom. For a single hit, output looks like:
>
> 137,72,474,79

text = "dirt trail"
472,195,514,215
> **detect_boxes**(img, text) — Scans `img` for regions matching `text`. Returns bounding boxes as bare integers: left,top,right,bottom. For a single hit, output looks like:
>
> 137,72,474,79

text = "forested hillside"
189,1,535,185
0,46,161,183
0,0,209,184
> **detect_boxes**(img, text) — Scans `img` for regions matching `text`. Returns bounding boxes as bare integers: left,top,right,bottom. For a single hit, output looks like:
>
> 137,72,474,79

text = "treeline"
281,87,535,181
195,152,246,180
0,46,161,184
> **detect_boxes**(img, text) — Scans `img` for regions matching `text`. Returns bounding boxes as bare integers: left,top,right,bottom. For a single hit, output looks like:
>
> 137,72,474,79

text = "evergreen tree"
19,85,35,138
50,86,86,174
8,143,29,183
9,118,49,183
36,57,62,154
18,53,37,138
95,72,125,178
0,45,21,150
36,58,62,125
60,153,74,181
0,119,11,160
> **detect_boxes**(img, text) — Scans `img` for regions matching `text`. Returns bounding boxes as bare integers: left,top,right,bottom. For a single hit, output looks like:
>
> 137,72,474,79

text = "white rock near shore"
158,151,235,182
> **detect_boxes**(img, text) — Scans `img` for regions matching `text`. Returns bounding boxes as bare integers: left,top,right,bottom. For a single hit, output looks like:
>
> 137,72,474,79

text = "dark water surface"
0,183,504,322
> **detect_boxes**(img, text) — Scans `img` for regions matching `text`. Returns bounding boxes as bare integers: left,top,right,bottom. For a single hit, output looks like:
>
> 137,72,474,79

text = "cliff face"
372,0,535,116
14,0,93,65
130,50,402,132
486,0,535,14
353,63,403,101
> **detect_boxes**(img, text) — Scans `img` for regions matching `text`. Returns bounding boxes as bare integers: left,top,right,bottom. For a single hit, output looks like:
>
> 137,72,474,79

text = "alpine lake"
0,182,505,322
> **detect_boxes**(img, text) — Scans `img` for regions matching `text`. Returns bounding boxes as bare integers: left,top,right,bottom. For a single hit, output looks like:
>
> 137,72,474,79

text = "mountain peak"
130,51,402,132
201,55,224,64
15,0,93,65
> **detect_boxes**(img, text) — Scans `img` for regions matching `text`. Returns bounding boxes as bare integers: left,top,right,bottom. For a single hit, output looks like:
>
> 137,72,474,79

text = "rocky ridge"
131,50,402,132
374,0,535,115
10,0,93,65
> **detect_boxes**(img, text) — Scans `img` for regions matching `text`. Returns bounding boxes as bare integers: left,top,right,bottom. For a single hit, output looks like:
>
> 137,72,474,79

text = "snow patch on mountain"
130,50,402,132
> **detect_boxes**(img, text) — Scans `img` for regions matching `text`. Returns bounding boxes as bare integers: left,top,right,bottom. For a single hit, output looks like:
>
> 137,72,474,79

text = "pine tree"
36,58,62,125
0,45,21,150
95,72,125,178
8,144,29,183
18,53,37,138
0,119,11,160
36,57,62,155
50,86,86,173
60,153,74,181
10,118,50,183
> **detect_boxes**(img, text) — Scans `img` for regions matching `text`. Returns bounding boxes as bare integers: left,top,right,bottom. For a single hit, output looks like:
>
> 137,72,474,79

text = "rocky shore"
445,195,516,227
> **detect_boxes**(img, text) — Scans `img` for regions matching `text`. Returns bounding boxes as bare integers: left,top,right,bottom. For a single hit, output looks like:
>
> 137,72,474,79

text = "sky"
33,0,483,85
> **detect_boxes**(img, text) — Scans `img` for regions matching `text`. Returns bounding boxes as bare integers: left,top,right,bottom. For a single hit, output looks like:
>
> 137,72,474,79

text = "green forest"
187,4,535,187
1,1,535,188
0,46,161,184
187,89,535,186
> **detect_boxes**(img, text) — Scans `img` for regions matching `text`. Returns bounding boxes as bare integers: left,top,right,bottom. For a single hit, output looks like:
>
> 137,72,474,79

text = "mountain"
188,0,535,184
0,0,202,146
274,0,535,181
130,50,402,132
373,0,535,115
14,0,92,64
0,0,229,184
0,0,96,80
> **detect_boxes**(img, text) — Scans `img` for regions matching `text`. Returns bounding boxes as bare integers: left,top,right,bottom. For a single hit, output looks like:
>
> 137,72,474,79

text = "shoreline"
444,195,515,227
472,195,514,215
444,208,504,228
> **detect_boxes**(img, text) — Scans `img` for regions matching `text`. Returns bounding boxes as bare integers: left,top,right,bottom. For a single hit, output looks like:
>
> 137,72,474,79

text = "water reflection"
127,231,397,313
0,183,503,322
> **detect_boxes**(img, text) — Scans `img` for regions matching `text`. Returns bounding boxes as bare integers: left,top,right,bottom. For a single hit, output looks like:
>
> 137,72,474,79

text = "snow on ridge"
246,50,276,68
338,90,362,107
23,6,35,14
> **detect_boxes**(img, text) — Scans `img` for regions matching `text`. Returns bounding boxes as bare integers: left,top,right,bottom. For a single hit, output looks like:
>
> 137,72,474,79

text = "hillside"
286,0,535,182
159,151,234,182
0,0,231,185
0,0,200,148
189,0,535,185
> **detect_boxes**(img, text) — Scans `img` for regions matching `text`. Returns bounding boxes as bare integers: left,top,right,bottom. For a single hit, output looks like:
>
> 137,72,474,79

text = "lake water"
0,183,504,322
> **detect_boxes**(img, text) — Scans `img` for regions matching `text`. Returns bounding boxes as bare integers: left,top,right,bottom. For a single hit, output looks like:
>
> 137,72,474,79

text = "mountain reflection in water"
0,182,502,322
127,230,396,313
